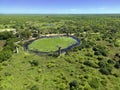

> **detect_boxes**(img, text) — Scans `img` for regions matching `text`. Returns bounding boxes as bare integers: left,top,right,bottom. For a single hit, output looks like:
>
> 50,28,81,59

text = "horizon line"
1,13,120,15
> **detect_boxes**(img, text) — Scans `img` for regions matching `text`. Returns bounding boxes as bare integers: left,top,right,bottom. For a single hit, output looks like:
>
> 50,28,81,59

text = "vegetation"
29,36,77,52
0,14,120,90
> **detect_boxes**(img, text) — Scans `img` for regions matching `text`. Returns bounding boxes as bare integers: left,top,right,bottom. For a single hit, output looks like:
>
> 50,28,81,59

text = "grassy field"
29,36,77,52
0,46,120,90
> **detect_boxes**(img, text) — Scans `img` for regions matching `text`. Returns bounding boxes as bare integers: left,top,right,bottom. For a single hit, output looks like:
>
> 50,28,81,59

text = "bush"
30,85,39,90
115,53,120,58
99,67,111,75
101,50,108,56
114,62,120,69
29,60,39,66
0,31,15,40
4,72,11,76
107,59,115,64
69,80,79,90
0,50,12,62
4,38,17,51
89,78,100,89
84,61,91,66
84,60,98,68
94,51,101,55
93,45,108,56
57,83,67,90
98,61,106,68
80,40,95,49
97,56,103,61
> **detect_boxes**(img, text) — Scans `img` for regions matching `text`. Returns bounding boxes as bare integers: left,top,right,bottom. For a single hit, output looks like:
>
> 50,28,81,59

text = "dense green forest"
0,14,120,90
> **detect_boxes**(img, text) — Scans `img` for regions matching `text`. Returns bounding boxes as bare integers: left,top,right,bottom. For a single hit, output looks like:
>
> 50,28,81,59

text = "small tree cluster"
29,60,39,66
98,61,112,75
93,45,108,56
69,80,79,90
0,50,12,62
80,40,95,49
89,78,100,89
114,61,120,69
84,60,98,68
0,31,15,40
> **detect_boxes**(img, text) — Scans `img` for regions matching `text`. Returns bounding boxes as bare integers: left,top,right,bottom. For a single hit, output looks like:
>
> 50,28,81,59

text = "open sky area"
0,0,120,14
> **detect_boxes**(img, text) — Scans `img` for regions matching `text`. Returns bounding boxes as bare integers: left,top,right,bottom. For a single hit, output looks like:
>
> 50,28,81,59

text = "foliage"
20,30,31,39
89,78,100,89
107,59,115,64
114,61,120,69
0,31,15,40
115,53,120,58
98,60,113,75
69,80,79,90
80,40,95,49
30,85,39,90
84,60,98,68
93,45,108,56
99,67,112,75
0,50,12,62
29,60,39,66
98,61,106,68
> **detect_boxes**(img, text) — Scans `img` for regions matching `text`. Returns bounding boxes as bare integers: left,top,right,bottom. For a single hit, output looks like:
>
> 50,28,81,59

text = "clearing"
28,36,77,52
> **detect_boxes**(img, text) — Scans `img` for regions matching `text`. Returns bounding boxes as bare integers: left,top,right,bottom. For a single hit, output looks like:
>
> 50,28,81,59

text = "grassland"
29,36,77,52
0,46,120,90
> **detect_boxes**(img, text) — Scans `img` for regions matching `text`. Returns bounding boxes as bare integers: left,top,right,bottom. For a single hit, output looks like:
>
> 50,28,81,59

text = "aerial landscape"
0,0,120,90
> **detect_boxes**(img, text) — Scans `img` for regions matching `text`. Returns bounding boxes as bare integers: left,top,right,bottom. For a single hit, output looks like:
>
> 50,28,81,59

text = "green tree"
0,50,12,62
69,80,79,90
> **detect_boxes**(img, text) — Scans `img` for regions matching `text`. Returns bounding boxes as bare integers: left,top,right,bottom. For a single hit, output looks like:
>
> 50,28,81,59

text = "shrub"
115,53,120,58
101,80,107,86
29,60,39,66
57,83,67,90
101,50,108,56
94,51,101,55
46,63,56,68
93,45,108,56
80,40,95,49
30,85,39,90
69,80,79,90
107,59,115,64
0,50,12,62
114,62,120,69
89,78,100,89
4,72,11,76
0,31,14,40
84,61,91,66
84,60,98,68
97,56,103,61
99,67,111,75
98,61,106,68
